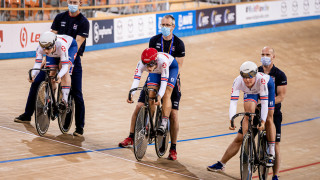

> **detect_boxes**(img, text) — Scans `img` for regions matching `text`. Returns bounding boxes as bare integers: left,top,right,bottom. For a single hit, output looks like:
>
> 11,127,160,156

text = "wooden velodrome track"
0,19,319,179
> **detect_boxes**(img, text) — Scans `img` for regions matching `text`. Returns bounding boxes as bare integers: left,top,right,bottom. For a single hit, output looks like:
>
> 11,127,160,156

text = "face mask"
161,26,171,37
68,4,79,13
261,56,272,66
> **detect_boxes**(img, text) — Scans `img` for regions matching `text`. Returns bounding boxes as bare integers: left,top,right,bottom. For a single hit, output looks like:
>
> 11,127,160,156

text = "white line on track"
0,125,200,179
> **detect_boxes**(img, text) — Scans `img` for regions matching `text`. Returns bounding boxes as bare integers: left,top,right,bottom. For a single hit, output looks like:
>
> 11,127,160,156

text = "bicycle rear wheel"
35,81,51,136
133,106,150,161
155,106,170,158
240,133,253,180
57,85,74,134
258,131,269,180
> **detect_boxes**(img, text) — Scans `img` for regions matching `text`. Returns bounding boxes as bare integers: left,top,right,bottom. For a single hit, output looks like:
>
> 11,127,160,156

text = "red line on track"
252,161,320,179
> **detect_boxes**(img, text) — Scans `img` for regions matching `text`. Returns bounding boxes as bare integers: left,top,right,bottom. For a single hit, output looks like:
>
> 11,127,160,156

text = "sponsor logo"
170,78,174,82
261,78,266,84
0,30,3,42
19,27,41,48
162,62,167,68
135,68,138,75
292,0,298,12
61,46,66,52
61,22,66,27
198,12,209,27
281,1,287,13
138,18,143,32
245,4,269,13
148,16,154,30
93,22,113,43
128,19,134,33
73,24,78,30
178,12,193,29
211,10,221,26
303,0,309,10
316,0,320,9
223,9,235,24
20,27,28,48
117,20,123,35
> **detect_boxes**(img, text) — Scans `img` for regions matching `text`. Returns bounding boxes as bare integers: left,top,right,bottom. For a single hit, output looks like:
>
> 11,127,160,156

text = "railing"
0,0,201,21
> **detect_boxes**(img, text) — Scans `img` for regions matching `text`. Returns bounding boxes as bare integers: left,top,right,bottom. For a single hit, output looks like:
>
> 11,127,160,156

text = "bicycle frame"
129,86,159,136
29,68,58,120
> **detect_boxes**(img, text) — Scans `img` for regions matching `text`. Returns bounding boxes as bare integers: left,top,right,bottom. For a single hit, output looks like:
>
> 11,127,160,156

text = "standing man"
119,15,185,161
14,0,89,137
259,46,287,180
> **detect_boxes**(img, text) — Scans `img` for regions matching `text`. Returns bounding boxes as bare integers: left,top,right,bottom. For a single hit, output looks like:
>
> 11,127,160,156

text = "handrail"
0,0,193,11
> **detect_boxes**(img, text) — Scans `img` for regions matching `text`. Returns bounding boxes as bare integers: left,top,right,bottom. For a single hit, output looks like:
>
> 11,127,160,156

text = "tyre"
155,106,170,158
35,81,51,136
258,131,269,180
240,133,253,180
133,106,150,161
57,86,74,134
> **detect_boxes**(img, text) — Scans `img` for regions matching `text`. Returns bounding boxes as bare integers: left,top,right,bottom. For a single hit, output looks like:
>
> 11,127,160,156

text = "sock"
170,143,176,150
268,141,275,156
129,133,134,139
61,86,71,103
162,116,169,122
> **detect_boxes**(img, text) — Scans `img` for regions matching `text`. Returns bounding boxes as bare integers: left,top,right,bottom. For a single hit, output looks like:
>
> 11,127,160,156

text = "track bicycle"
29,68,75,136
128,86,170,161
231,112,270,180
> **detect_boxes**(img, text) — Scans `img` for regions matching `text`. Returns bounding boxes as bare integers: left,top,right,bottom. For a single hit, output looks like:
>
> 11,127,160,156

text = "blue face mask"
68,4,79,13
261,56,272,66
161,26,171,37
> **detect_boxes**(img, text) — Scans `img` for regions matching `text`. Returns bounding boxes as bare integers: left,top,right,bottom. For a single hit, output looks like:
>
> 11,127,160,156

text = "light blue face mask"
161,26,171,37
68,4,79,13
261,56,272,66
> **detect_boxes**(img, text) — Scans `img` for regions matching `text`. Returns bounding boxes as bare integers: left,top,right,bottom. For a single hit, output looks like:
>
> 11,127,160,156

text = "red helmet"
141,48,158,66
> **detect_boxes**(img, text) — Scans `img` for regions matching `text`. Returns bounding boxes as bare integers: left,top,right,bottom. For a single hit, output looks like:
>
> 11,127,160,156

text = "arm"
275,85,287,104
229,79,240,120
175,56,184,74
57,48,69,78
130,62,143,96
76,35,86,51
158,63,169,98
31,47,44,77
260,80,269,122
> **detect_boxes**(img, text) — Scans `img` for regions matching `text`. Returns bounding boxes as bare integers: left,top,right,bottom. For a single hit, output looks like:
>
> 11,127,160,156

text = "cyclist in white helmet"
208,61,276,172
30,31,78,109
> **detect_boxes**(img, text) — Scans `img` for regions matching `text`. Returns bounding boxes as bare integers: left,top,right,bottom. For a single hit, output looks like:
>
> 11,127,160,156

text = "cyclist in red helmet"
128,48,179,135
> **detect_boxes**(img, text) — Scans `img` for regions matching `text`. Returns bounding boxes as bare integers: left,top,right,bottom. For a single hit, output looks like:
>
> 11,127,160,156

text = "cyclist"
208,61,276,172
30,31,78,108
127,48,179,135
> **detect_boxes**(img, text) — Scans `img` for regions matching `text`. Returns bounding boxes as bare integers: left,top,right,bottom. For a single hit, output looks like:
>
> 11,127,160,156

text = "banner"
196,6,236,30
0,23,51,53
236,0,320,25
92,19,114,45
114,14,156,43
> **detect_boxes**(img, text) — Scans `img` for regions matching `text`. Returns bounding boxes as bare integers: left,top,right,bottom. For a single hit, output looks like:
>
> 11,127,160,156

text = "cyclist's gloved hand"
229,120,236,130
55,75,62,83
127,94,134,104
257,120,265,131
28,75,35,83
154,95,161,106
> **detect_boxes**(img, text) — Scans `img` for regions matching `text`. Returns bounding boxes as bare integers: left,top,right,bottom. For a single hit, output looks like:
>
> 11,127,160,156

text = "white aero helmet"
39,31,57,49
240,61,258,78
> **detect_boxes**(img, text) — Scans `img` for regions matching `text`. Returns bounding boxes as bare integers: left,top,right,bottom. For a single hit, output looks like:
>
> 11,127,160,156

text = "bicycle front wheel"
133,106,150,161
155,106,170,158
240,133,253,180
35,81,51,136
258,131,269,180
57,86,74,134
